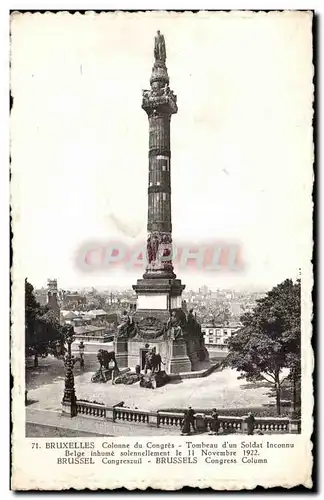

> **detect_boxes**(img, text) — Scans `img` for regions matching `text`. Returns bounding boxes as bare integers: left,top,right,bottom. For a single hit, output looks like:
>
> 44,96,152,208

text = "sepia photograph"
10,10,313,490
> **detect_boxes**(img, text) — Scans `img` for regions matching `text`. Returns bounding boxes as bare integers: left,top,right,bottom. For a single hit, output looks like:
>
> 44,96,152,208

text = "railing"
157,411,184,428
205,415,243,433
74,335,106,343
71,400,300,434
76,401,107,418
254,417,289,433
114,407,149,424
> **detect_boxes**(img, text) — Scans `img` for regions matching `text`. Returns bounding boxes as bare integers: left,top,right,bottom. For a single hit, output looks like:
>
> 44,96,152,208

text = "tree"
25,279,64,367
226,279,301,415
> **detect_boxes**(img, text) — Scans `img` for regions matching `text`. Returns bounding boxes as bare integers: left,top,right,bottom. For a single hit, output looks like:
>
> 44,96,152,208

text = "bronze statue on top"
154,30,166,63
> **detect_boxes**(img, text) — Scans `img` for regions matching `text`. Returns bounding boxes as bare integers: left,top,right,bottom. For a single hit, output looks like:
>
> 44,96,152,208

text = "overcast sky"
11,11,313,291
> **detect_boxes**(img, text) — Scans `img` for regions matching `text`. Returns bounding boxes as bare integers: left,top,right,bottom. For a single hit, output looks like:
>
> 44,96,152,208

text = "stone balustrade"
71,400,300,434
114,407,150,424
254,417,290,433
73,335,111,343
205,415,243,433
76,401,107,418
157,411,184,428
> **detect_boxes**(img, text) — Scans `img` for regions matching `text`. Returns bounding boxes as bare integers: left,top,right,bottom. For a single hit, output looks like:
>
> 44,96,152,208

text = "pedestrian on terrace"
210,408,220,435
187,406,196,433
246,412,255,435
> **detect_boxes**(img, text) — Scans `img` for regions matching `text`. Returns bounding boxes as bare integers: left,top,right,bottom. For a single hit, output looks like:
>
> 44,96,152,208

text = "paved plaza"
26,352,275,413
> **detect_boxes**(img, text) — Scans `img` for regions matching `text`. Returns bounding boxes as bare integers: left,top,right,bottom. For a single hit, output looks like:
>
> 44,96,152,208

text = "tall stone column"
142,32,177,280
131,32,191,374
133,31,185,318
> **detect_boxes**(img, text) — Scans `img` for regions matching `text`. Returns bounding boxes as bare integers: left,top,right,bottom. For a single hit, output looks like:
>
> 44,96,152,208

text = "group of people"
180,408,257,436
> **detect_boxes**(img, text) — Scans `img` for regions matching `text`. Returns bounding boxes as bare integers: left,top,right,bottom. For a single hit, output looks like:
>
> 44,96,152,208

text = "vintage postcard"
11,10,314,490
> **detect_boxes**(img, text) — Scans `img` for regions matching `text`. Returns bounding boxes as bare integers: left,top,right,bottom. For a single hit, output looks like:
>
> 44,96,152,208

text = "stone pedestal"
132,277,185,317
105,407,115,421
288,418,301,434
167,339,191,374
114,340,128,369
149,413,159,427
61,400,77,418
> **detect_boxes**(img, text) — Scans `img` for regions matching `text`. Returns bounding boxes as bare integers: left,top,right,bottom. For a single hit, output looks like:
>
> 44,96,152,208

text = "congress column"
142,31,177,280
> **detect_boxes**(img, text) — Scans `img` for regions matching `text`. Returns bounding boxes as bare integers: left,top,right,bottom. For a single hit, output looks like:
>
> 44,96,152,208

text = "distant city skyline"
12,13,312,294
31,278,271,295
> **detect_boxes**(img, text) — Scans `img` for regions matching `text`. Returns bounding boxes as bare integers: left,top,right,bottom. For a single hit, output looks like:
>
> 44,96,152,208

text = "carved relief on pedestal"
146,232,173,273
136,316,166,340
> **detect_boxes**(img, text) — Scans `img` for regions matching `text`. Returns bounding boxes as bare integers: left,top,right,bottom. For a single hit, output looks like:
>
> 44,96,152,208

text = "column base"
114,340,128,369
167,339,191,374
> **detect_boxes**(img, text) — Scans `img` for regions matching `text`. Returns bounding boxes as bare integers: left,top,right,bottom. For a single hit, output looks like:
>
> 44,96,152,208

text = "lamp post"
61,324,77,417
78,341,85,371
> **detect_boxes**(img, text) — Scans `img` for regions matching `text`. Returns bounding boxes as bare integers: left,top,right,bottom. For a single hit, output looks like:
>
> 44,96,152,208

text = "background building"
201,322,242,350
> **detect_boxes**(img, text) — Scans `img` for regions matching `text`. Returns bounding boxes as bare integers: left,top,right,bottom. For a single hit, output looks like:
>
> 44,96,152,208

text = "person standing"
187,406,196,434
210,408,220,435
246,412,255,435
